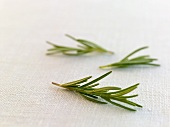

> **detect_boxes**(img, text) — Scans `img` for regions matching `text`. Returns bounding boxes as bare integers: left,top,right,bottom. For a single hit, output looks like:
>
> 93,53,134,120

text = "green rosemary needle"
52,71,142,111
46,34,113,56
100,46,160,69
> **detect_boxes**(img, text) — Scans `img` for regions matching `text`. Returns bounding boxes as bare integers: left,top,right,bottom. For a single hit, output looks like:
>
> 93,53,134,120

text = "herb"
52,71,142,111
46,34,113,56
100,46,160,69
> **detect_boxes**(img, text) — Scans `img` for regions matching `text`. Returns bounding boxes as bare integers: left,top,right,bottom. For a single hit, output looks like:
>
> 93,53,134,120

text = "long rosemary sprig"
52,71,142,111
100,46,160,69
47,34,113,56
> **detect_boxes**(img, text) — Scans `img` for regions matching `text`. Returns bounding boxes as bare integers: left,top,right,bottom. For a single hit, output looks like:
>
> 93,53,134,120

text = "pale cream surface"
0,0,169,127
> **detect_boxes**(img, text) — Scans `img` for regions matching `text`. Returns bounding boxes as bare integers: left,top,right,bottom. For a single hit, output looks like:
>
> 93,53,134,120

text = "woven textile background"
0,0,170,127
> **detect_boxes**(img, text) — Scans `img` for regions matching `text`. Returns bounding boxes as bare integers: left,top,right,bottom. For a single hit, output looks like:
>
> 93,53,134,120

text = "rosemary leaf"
60,76,92,87
80,93,107,104
80,71,112,87
102,98,137,111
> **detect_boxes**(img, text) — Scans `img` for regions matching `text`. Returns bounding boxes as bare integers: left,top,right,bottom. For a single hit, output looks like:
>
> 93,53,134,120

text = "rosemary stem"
52,82,61,87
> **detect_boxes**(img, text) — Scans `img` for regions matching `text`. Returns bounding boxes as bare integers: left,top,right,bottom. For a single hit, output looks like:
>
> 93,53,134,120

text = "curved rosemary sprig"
52,71,142,111
47,34,113,56
100,46,160,69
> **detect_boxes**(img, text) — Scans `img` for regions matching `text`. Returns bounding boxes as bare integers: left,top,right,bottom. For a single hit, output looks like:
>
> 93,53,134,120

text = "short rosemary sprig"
52,71,142,111
100,46,160,69
47,34,113,56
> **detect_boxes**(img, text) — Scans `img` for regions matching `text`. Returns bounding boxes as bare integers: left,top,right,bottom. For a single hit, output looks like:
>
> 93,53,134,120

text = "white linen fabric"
0,0,169,127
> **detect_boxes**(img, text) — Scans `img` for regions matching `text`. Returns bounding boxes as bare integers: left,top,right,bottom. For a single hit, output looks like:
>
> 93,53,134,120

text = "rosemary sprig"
52,71,142,111
47,34,113,56
100,46,160,69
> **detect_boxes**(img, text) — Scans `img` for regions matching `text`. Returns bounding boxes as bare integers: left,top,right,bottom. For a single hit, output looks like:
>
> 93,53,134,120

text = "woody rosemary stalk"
52,71,142,111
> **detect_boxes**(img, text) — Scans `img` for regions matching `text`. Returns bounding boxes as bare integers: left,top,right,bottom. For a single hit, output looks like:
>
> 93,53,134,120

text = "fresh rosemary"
52,71,142,111
100,46,160,69
47,34,113,56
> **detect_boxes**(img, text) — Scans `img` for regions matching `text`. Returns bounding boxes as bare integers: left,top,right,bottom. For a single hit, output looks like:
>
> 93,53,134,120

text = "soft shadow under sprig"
52,71,142,111
47,34,113,56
